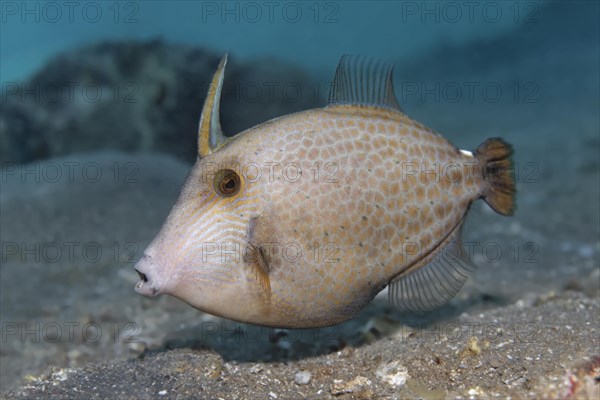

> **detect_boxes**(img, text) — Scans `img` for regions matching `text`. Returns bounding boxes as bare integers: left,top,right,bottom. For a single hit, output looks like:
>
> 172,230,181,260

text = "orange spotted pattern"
144,105,485,328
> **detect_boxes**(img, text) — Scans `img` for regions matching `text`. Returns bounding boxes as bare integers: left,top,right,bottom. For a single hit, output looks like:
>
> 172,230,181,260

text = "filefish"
134,55,516,328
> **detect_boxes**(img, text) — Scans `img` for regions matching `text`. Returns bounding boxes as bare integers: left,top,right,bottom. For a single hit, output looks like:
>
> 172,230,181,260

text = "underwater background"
1,1,599,398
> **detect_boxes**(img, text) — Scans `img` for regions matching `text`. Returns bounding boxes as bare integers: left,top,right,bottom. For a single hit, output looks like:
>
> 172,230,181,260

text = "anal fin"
388,223,476,312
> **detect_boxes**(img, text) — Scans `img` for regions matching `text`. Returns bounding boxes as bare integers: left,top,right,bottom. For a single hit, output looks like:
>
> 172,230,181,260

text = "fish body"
135,55,515,328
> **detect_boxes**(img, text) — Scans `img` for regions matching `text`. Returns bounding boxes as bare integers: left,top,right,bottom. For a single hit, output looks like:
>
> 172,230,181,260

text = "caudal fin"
475,138,516,216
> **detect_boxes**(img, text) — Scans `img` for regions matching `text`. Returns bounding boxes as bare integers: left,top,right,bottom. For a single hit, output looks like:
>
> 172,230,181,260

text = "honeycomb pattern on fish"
203,106,483,326
134,55,515,328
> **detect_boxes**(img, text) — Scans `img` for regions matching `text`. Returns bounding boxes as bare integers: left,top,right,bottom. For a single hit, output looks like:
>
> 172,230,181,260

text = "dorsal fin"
198,54,229,157
328,55,402,111
388,223,476,312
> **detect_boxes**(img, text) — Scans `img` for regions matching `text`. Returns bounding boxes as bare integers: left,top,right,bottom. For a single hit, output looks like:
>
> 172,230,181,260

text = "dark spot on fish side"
359,242,364,247
247,217,259,242
362,215,368,221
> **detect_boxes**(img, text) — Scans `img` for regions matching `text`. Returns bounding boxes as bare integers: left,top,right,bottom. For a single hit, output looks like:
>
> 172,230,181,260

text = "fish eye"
213,169,241,197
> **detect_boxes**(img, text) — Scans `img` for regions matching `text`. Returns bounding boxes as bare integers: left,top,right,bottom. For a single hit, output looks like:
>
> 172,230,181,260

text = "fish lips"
134,255,162,297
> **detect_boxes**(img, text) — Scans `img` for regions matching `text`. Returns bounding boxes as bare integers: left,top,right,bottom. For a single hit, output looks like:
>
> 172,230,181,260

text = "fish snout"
134,254,162,297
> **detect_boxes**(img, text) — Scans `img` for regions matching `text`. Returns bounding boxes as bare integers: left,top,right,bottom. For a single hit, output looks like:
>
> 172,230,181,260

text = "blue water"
1,0,599,395
2,1,535,83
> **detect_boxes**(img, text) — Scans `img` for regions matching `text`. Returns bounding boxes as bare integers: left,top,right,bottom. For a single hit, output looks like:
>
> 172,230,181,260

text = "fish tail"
475,138,516,216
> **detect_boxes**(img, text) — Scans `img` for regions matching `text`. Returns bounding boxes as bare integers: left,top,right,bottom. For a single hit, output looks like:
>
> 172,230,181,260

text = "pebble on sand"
375,361,409,387
294,370,311,385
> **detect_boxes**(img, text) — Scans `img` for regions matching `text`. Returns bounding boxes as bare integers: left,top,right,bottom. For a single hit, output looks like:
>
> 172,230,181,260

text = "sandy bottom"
7,292,600,399
2,11,599,395
1,144,598,399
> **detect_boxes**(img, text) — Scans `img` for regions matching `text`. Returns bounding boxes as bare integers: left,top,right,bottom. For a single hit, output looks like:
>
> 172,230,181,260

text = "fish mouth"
136,269,148,284
134,256,160,297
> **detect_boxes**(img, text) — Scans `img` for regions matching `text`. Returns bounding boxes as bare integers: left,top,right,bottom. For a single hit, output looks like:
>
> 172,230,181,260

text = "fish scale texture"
146,105,484,327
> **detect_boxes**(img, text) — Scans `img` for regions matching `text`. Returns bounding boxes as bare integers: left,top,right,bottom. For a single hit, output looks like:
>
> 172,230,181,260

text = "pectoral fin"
245,243,272,303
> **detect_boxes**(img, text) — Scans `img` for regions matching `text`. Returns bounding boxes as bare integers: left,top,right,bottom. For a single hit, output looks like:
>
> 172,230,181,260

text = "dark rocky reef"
0,40,320,164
